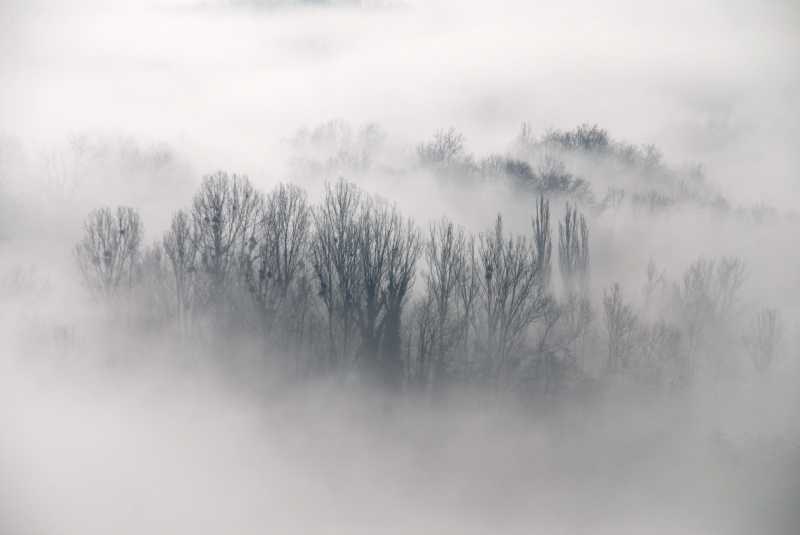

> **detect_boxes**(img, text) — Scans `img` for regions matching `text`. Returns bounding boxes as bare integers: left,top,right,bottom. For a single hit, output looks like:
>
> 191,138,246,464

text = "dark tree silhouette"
532,195,552,291
311,179,363,367
478,215,548,380
75,206,142,297
558,203,590,298
603,283,638,373
163,210,198,335
380,214,420,388
191,171,262,309
417,128,465,166
245,182,312,346
424,218,469,386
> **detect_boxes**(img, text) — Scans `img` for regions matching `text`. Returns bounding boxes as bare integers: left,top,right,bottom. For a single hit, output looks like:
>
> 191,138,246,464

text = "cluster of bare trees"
308,180,420,385
410,122,728,212
74,171,786,393
598,256,787,390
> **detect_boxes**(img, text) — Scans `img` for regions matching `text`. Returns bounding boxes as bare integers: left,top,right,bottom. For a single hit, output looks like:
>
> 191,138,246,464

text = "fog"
3,353,798,535
2,0,799,203
1,1,799,534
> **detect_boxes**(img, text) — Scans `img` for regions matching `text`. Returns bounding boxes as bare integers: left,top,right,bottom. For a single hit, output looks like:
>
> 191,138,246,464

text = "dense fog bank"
2,340,799,535
2,0,799,533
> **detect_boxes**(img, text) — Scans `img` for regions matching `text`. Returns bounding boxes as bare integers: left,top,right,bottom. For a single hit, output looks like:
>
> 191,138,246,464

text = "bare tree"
603,283,638,373
639,321,684,387
557,203,592,364
311,179,363,368
674,256,745,368
744,308,781,373
353,198,397,366
536,156,593,202
75,206,142,297
456,234,481,372
289,120,385,178
676,257,745,323
163,210,198,335
424,218,468,385
417,128,465,166
478,215,548,380
246,183,312,346
410,295,437,387
532,195,553,291
544,123,610,153
713,257,746,319
381,215,420,388
642,259,668,319
529,195,561,357
675,259,715,346
558,203,589,298
191,171,262,309
261,183,311,297
335,196,422,386
137,242,175,326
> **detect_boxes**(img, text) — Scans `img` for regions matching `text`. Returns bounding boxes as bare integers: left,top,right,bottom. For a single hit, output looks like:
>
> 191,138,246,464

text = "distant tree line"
289,120,731,213
7,121,784,234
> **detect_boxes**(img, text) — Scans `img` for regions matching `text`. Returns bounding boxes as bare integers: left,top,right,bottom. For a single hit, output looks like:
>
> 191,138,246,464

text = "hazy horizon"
1,1,799,534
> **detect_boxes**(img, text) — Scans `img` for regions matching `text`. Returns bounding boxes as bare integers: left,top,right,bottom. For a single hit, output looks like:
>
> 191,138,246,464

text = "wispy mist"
1,1,799,534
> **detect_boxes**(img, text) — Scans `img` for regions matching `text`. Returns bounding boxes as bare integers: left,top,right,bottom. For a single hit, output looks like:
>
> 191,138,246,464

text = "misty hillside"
1,1,799,534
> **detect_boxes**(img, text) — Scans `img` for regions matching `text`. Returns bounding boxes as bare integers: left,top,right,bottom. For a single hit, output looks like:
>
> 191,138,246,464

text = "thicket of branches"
282,120,726,212
73,171,785,396
410,123,731,212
